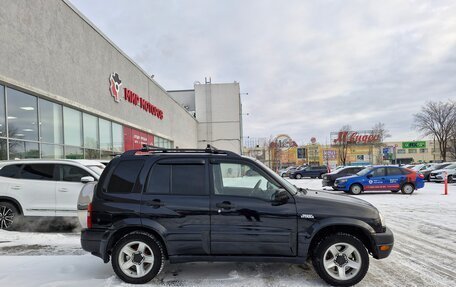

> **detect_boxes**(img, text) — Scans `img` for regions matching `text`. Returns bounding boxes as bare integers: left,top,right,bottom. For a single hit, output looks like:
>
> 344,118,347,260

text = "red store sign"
124,127,154,151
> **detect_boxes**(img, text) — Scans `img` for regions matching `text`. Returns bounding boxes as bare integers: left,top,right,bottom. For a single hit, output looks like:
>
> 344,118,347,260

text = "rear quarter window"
107,160,144,193
0,164,22,178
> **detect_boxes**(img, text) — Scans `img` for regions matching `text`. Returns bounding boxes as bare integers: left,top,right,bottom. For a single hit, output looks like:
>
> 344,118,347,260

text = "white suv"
0,159,104,230
429,163,456,183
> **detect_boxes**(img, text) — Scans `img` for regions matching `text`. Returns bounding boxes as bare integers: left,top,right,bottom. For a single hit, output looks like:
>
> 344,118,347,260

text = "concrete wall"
0,0,198,148
195,83,241,153
168,90,196,112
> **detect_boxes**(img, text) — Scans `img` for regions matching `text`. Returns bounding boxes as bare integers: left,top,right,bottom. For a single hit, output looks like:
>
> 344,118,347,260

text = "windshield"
444,164,456,170
252,159,298,194
86,165,105,175
357,167,374,176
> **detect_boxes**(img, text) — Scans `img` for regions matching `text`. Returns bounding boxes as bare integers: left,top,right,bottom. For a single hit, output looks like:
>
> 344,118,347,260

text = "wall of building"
0,0,198,149
195,83,241,153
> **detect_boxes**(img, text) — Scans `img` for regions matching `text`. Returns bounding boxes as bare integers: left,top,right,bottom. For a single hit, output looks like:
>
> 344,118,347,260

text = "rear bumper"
322,179,335,187
371,227,394,259
81,228,109,262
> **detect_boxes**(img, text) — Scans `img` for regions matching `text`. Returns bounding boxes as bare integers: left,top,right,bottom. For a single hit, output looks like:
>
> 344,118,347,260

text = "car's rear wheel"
295,174,302,179
401,183,414,194
312,233,369,286
349,184,362,195
112,232,165,284
0,202,21,230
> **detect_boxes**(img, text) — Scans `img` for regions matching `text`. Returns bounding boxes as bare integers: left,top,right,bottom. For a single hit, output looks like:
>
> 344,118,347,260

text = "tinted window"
146,164,170,194
371,167,386,177
60,165,90,182
387,167,403,176
20,164,55,180
172,165,206,195
0,164,22,178
107,160,144,193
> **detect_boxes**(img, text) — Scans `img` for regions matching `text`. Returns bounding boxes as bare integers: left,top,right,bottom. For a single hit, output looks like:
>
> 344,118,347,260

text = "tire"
349,184,363,195
312,233,369,286
318,174,323,179
401,183,414,194
390,190,399,193
295,174,302,179
448,175,453,183
112,232,165,284
0,201,22,230
331,187,339,191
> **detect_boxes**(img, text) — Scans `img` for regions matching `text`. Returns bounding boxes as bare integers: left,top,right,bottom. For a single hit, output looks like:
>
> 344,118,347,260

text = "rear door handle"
216,201,234,210
11,185,21,190
146,199,164,208
58,188,69,192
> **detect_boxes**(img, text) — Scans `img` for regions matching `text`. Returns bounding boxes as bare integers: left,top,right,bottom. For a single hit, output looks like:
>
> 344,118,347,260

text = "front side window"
60,164,90,182
20,164,55,180
146,163,206,195
370,167,386,177
107,160,144,193
213,162,281,200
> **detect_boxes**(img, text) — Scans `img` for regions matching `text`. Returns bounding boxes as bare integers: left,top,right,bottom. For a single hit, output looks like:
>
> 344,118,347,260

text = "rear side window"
387,167,403,176
146,163,207,195
20,164,56,180
107,160,144,193
0,164,22,178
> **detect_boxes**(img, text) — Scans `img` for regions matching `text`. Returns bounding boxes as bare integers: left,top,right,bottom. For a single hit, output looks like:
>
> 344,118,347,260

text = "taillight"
418,173,424,179
87,202,93,229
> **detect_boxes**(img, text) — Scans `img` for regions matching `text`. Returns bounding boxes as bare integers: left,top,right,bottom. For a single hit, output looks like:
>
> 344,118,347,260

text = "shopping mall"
0,1,242,160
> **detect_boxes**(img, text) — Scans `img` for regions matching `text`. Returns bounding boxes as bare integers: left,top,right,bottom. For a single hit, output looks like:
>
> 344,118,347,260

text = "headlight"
379,212,386,228
339,179,348,183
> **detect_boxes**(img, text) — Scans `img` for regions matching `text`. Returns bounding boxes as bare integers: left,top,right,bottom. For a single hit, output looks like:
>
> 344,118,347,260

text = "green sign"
402,141,426,149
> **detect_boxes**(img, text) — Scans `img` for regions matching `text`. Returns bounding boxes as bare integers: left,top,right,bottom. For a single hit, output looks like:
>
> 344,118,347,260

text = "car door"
17,164,57,216
365,167,387,191
55,164,94,216
141,158,211,256
210,159,297,256
384,167,406,190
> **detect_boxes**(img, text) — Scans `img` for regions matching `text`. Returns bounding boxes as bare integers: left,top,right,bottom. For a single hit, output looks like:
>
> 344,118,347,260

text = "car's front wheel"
401,183,414,194
312,233,369,286
112,232,165,284
349,184,363,195
295,174,302,179
0,202,21,230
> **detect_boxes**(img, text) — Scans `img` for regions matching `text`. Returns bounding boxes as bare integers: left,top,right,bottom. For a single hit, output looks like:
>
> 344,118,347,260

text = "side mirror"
81,176,95,183
272,189,289,206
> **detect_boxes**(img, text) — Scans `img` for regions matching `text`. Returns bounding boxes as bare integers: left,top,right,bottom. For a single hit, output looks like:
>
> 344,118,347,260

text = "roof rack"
121,144,240,157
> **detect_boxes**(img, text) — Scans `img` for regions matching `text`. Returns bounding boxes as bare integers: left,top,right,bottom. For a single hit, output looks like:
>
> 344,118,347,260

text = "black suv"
322,166,365,189
289,165,328,179
80,146,393,286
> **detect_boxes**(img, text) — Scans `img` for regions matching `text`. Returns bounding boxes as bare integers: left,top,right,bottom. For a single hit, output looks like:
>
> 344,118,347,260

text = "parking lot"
0,180,455,287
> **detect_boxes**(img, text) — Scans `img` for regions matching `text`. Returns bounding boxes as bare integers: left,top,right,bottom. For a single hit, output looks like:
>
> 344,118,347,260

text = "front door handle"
146,199,164,208
58,188,69,192
11,185,21,190
216,201,234,210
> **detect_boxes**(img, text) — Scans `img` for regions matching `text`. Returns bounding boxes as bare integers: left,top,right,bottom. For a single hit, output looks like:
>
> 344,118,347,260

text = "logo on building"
272,134,298,150
109,73,122,102
331,130,381,145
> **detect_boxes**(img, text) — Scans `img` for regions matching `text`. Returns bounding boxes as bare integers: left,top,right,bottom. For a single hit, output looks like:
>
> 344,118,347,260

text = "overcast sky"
69,0,456,144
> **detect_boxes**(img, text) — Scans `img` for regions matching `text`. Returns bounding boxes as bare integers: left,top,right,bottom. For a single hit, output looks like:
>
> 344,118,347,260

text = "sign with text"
331,130,381,146
402,141,426,149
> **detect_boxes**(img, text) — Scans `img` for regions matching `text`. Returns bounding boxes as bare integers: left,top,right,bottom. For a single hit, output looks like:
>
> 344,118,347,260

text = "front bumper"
429,174,443,182
371,227,394,259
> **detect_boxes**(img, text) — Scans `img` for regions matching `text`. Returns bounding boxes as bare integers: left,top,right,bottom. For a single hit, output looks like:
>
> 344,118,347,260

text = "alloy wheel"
0,205,14,230
323,242,362,281
118,241,155,278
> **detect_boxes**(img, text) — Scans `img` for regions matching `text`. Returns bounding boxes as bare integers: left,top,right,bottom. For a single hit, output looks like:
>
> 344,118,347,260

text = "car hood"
431,168,455,173
294,189,379,220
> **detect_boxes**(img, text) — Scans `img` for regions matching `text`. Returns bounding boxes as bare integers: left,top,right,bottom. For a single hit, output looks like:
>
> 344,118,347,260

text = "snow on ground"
0,181,455,286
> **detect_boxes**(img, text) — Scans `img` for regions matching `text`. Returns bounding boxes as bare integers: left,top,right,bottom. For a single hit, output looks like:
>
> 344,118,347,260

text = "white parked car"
0,159,104,230
429,163,456,183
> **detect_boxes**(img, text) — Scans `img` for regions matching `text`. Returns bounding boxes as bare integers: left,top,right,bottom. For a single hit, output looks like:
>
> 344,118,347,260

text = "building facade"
0,0,241,160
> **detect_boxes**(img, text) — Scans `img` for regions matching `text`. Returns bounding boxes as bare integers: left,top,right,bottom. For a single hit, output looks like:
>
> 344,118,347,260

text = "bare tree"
413,101,456,162
372,122,391,164
334,125,352,166
449,123,456,161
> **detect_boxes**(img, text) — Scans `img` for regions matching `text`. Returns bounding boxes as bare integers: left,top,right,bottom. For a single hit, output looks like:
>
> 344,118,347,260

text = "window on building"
64,146,83,159
9,140,39,159
63,107,82,147
107,160,144,193
0,139,6,160
41,144,64,159
397,149,406,154
356,155,365,161
112,123,123,152
39,99,63,144
20,164,55,180
7,88,38,141
408,149,417,154
99,118,112,151
0,85,6,138
419,148,428,153
83,113,98,149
